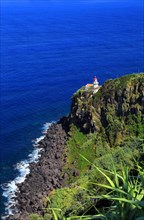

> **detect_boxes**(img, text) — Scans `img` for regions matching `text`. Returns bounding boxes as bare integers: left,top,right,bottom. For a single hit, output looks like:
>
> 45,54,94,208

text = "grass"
64,125,96,183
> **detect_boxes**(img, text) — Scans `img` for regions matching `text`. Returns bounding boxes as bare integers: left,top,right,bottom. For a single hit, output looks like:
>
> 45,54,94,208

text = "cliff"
39,73,144,219
68,73,144,145
13,73,144,220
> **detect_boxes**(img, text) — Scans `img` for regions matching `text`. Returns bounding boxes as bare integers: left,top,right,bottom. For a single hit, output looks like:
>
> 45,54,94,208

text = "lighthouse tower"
93,76,99,93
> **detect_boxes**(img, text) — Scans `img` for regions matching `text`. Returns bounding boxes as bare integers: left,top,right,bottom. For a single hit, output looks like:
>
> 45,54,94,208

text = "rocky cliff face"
68,73,144,145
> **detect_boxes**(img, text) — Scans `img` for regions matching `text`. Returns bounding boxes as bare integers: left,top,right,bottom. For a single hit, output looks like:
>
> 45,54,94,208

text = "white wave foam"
32,136,45,147
42,122,53,134
1,121,53,219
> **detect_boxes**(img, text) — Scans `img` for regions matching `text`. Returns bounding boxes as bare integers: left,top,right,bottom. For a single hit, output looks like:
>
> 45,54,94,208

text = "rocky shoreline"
7,123,68,220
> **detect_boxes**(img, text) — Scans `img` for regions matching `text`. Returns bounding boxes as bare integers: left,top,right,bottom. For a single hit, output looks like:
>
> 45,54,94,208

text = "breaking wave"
1,122,53,219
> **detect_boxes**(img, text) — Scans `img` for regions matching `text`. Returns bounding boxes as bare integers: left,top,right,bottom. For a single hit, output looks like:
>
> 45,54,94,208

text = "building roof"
86,84,93,87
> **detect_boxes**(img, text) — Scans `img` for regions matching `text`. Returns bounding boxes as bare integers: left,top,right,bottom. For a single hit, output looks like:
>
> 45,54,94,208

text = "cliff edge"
68,73,144,145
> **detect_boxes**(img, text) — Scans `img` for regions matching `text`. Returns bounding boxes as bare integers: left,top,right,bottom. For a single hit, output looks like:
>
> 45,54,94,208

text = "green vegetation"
30,73,144,219
30,160,144,220
64,125,96,180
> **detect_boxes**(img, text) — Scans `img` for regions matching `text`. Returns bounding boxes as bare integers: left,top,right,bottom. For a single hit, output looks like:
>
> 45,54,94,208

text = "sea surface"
0,0,144,218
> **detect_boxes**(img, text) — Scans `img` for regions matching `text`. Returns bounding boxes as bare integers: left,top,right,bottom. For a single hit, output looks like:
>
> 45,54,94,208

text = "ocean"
0,0,144,218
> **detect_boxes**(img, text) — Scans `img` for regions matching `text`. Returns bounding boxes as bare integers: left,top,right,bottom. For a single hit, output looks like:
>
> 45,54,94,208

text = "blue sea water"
0,0,144,218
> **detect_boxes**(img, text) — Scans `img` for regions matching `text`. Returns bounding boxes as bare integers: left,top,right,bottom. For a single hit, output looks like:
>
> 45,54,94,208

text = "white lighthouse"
93,76,99,94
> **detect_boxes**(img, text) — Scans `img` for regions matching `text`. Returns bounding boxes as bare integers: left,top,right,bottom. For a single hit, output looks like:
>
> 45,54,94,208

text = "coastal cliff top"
69,73,144,135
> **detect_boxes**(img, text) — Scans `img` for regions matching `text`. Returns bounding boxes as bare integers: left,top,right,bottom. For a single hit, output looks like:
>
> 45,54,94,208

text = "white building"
85,76,100,94
93,76,99,93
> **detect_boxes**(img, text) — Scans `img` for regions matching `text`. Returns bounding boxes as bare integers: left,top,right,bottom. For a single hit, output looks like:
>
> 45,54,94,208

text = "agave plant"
79,154,144,220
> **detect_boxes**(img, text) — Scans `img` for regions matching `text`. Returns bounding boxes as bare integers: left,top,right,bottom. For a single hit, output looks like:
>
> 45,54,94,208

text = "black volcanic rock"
8,123,67,220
